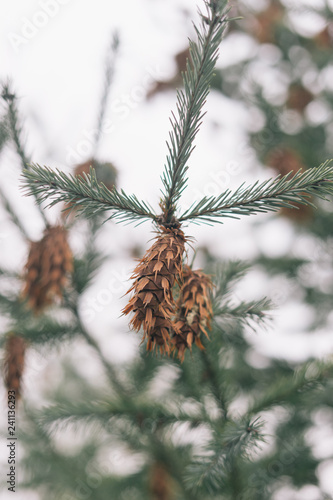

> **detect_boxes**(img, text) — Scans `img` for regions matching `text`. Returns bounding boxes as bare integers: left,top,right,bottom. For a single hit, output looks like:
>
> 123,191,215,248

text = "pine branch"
37,399,205,433
179,160,333,223
0,186,30,240
22,164,157,225
200,348,229,420
0,116,9,153
213,298,272,330
93,31,119,155
185,417,264,494
1,83,49,226
248,361,333,415
213,260,249,298
160,0,230,223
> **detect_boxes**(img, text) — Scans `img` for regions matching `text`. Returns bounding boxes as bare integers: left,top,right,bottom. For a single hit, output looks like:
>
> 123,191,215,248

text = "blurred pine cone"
74,158,118,190
266,147,313,222
3,334,27,399
287,84,313,112
149,462,173,500
123,227,186,355
253,1,285,44
146,47,190,99
63,158,118,218
172,266,213,361
22,225,73,312
314,25,333,48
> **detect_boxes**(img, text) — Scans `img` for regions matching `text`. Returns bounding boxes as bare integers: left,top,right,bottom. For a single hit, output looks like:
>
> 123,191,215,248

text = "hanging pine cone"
123,227,186,355
172,265,214,362
62,159,118,218
314,26,333,49
3,334,27,399
22,225,73,312
253,1,285,44
74,159,118,191
287,84,313,113
149,462,173,500
147,47,190,100
265,148,313,222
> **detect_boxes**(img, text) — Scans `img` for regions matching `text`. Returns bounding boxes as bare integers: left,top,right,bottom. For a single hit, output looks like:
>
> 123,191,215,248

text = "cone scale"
123,226,186,354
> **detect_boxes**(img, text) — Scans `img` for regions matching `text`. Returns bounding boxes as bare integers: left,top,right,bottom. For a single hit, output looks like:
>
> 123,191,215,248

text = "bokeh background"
1,0,333,498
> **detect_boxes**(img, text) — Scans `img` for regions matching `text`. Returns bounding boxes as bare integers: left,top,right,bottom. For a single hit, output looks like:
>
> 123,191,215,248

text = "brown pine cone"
62,159,118,218
123,227,186,355
266,147,304,177
149,462,173,500
172,266,214,362
253,1,285,44
74,159,117,191
3,334,27,399
22,225,73,312
287,84,313,113
265,148,313,222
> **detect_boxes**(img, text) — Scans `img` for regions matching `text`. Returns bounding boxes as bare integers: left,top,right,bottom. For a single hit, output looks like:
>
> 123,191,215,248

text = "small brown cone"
314,26,333,49
149,462,173,500
74,159,117,191
22,225,73,312
172,266,214,362
62,158,118,218
147,47,190,99
123,227,186,355
3,334,27,399
253,1,285,44
287,84,313,112
265,148,313,222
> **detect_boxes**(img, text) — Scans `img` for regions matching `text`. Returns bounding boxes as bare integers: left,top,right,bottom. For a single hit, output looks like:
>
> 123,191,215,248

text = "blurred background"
1,0,333,498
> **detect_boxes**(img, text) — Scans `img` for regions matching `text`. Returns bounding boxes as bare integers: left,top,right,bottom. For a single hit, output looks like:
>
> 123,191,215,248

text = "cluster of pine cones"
3,202,213,402
123,226,213,361
3,224,73,399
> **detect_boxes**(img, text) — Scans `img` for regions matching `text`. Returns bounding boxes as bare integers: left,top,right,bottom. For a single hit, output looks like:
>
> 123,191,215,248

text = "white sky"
1,1,333,498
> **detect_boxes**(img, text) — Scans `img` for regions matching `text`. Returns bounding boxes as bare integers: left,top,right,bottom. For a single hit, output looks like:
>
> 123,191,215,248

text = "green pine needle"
21,164,157,225
180,160,333,223
160,0,230,223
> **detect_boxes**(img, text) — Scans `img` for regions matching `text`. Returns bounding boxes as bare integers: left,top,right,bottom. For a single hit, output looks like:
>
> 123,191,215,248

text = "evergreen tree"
1,1,333,499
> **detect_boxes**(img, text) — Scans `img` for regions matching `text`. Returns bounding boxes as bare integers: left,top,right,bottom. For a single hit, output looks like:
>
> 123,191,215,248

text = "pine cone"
62,159,118,218
253,1,285,44
146,47,190,99
3,334,27,399
149,462,173,500
74,159,118,191
22,225,73,312
314,26,333,49
172,266,214,362
287,84,313,113
266,148,313,222
123,227,186,355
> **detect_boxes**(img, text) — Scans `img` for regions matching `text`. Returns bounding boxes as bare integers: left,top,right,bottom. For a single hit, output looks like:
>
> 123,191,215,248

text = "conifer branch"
160,0,230,224
22,164,157,224
185,417,264,493
93,31,119,155
180,161,333,223
0,186,30,240
248,361,333,416
213,298,272,329
0,116,9,152
1,83,49,226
